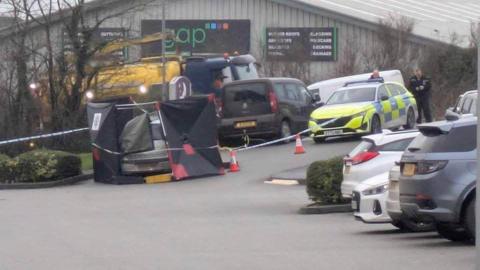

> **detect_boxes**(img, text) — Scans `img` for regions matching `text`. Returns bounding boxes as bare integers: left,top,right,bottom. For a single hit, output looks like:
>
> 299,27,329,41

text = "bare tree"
361,15,419,73
0,0,38,139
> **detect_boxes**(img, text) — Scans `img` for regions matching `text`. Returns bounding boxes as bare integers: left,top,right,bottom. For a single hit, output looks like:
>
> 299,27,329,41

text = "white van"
308,70,405,103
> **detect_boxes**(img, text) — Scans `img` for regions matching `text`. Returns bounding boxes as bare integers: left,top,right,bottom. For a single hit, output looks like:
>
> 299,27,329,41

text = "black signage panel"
94,28,126,43
266,27,338,61
95,28,127,59
141,20,251,57
63,27,127,59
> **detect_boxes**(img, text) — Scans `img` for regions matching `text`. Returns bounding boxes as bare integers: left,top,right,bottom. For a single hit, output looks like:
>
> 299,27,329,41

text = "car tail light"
269,90,278,113
416,160,448,175
349,151,379,165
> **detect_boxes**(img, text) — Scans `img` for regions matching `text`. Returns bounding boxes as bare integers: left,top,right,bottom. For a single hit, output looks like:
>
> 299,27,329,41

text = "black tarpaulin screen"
159,95,224,180
86,100,145,185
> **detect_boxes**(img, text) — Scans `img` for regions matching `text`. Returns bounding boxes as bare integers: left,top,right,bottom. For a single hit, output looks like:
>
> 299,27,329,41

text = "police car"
309,79,417,143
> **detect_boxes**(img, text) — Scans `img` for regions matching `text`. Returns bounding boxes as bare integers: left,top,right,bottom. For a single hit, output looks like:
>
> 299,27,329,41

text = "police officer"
212,74,228,97
370,69,382,80
409,68,433,123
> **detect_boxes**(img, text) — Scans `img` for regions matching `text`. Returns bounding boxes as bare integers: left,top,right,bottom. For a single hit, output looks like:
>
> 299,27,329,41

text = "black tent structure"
159,95,225,180
87,98,146,185
86,95,224,184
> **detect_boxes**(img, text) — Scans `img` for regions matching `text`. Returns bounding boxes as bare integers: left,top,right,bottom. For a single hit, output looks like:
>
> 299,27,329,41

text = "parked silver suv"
399,117,476,242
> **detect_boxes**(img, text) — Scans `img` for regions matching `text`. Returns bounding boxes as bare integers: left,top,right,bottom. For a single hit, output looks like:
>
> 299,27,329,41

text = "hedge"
0,154,13,183
306,156,348,205
0,150,81,183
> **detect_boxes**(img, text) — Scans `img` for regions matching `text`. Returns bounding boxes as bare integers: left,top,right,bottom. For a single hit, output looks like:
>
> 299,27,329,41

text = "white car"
307,70,404,103
341,130,419,198
353,162,436,230
386,164,435,232
352,171,390,223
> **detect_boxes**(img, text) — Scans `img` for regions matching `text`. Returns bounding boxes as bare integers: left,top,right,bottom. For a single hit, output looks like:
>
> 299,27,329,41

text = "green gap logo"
166,22,230,49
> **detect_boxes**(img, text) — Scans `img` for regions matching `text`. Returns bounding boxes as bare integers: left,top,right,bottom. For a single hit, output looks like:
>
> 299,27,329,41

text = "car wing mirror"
380,95,389,101
444,110,460,121
312,93,321,103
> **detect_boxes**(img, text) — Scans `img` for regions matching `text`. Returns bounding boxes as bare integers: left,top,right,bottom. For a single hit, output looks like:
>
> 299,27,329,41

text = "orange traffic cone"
294,134,306,155
229,150,240,172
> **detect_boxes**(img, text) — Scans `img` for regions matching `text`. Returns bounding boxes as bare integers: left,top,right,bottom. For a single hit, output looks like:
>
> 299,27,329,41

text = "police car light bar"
344,78,385,87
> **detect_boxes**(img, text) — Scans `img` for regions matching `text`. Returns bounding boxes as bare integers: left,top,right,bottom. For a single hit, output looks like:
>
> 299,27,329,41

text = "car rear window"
407,125,477,153
223,83,271,118
378,138,414,152
347,140,375,157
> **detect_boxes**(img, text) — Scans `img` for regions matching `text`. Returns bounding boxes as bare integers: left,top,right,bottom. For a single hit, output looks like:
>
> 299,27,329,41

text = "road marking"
265,179,300,186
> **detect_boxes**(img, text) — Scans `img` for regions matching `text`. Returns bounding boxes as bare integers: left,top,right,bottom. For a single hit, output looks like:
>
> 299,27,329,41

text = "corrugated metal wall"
100,0,378,82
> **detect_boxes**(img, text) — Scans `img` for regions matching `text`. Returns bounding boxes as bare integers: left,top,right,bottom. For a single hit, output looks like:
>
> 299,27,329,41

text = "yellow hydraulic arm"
99,32,175,55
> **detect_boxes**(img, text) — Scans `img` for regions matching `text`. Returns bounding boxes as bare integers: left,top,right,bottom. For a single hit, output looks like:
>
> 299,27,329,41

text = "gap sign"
141,20,251,57
266,27,338,62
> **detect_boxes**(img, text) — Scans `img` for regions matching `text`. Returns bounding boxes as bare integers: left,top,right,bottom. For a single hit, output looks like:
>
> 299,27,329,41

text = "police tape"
93,143,221,156
232,117,338,152
233,128,311,152
0,128,90,146
92,117,337,155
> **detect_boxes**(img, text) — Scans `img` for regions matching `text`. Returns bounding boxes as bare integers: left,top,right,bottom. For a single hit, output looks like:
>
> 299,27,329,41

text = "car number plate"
235,121,257,129
324,129,343,136
403,164,416,176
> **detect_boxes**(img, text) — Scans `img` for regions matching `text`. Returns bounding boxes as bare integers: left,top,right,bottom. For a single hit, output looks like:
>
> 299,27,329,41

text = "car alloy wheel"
279,120,292,143
404,108,416,130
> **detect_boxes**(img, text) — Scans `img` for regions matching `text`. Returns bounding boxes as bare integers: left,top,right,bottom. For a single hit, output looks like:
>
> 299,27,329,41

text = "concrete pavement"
0,139,475,270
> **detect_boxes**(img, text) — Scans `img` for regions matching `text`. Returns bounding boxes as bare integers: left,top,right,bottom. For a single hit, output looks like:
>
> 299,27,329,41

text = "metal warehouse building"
89,0,477,82
1,0,478,82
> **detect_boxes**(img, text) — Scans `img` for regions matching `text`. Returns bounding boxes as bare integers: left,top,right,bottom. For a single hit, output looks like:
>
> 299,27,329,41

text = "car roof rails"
344,78,384,87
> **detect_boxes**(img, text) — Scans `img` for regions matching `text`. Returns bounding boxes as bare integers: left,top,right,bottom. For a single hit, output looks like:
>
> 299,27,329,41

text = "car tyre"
370,115,381,134
403,108,416,130
278,120,292,143
464,197,476,240
436,223,470,242
391,220,405,230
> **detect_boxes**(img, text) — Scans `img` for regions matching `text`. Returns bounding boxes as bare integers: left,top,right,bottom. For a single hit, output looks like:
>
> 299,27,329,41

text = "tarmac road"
0,138,475,270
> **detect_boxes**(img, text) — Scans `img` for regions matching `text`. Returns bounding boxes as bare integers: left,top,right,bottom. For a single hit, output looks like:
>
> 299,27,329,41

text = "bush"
306,157,348,205
0,154,13,183
13,150,81,183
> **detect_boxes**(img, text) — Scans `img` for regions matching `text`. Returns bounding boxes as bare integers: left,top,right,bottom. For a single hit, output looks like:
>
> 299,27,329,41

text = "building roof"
293,0,479,47
0,0,476,47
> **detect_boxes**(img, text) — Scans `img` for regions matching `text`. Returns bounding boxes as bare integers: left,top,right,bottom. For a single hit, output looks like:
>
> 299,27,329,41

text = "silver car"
399,117,476,241
121,114,170,175
445,90,477,120
386,164,434,232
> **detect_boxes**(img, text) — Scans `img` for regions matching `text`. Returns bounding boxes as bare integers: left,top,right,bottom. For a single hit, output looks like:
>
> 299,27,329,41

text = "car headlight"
362,184,388,196
351,111,367,119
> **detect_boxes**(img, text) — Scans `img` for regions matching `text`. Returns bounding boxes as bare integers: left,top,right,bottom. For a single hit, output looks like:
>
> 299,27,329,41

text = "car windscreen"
407,125,477,153
327,87,376,105
223,82,270,118
234,63,258,80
